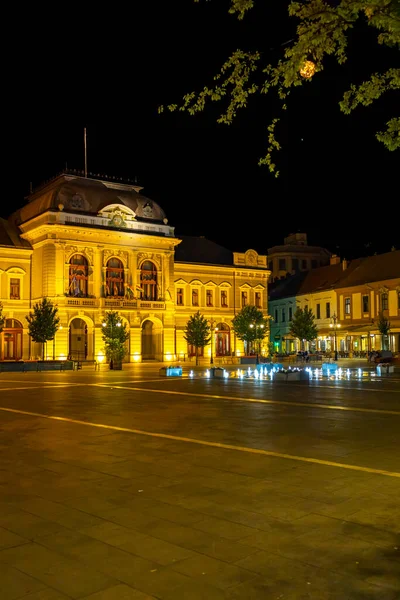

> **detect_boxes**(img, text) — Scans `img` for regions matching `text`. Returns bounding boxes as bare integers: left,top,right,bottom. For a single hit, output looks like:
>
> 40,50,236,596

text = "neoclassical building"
0,174,270,363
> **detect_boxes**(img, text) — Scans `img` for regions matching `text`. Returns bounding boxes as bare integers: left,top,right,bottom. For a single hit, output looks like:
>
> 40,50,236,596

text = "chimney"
330,254,340,265
342,258,348,271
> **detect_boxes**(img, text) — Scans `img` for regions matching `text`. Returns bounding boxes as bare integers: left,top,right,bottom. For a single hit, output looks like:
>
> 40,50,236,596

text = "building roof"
10,174,167,226
267,244,331,256
0,217,30,248
336,250,400,288
175,236,233,266
269,259,363,301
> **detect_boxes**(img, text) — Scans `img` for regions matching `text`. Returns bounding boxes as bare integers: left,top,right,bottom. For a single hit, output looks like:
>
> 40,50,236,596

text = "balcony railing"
101,299,166,310
60,297,166,310
65,298,98,307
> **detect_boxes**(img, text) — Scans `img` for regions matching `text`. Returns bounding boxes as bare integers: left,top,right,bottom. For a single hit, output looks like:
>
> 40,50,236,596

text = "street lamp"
329,313,341,362
250,323,264,364
209,319,216,365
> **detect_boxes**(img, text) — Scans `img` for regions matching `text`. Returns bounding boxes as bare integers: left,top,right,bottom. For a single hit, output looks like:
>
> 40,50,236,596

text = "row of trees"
0,299,128,368
0,299,391,366
184,305,270,365
184,305,392,362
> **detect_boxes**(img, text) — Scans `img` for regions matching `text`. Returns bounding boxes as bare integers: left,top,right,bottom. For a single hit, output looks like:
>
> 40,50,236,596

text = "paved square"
0,365,399,599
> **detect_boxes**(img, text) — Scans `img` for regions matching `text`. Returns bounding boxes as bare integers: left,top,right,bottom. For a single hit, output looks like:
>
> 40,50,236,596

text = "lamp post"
250,323,264,364
209,319,216,365
329,313,341,362
102,319,121,369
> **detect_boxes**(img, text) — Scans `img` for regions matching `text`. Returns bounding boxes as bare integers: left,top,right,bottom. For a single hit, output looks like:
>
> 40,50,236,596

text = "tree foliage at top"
0,302,4,334
232,305,269,353
289,307,318,346
102,311,130,365
26,298,60,359
184,311,211,365
160,1,399,175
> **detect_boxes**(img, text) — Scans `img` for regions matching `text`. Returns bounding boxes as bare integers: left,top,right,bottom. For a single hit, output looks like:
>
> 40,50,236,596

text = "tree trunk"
195,346,198,366
42,342,45,361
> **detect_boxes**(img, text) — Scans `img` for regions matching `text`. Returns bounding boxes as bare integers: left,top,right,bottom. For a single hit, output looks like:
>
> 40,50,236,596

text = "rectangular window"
362,294,369,313
289,306,292,321
305,305,308,312
268,261,273,271
10,278,20,300
311,259,318,268
398,291,400,309
241,291,248,307
292,258,299,271
255,292,261,308
345,297,351,315
381,293,388,311
221,290,228,307
316,303,321,319
302,259,307,269
275,309,279,323
326,302,331,318
192,289,199,306
278,258,286,271
282,309,286,323
206,289,213,307
176,288,183,306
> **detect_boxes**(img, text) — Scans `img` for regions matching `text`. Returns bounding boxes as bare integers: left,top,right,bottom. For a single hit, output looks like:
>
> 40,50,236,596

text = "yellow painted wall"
352,293,361,319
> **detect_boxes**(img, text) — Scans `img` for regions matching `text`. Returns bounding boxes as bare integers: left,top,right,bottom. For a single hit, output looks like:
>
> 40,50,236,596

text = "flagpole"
84,128,88,177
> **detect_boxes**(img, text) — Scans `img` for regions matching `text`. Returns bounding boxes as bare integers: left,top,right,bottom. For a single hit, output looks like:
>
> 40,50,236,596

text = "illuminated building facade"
0,174,270,362
269,251,400,355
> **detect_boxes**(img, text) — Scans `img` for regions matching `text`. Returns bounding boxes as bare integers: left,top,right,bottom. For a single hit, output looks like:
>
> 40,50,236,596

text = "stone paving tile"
0,562,47,600
190,514,259,541
0,541,70,570
82,546,161,586
14,588,72,600
161,579,225,600
0,526,29,550
349,509,400,534
117,532,196,566
140,501,206,526
22,557,118,599
225,572,399,600
0,512,69,542
142,518,258,563
80,584,156,599
171,552,256,590
96,507,160,533
128,566,194,599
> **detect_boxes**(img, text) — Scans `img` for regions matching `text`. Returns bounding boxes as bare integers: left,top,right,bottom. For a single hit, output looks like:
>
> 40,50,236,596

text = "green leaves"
289,307,318,344
376,310,391,336
26,298,60,345
184,311,211,349
160,1,399,175
376,117,400,150
232,305,269,351
101,311,129,363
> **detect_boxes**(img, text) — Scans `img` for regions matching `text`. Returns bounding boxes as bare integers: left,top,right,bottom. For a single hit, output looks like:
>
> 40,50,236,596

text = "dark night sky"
18,2,399,259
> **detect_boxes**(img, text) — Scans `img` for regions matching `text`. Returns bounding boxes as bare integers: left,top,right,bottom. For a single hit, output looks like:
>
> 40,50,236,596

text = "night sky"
19,2,399,259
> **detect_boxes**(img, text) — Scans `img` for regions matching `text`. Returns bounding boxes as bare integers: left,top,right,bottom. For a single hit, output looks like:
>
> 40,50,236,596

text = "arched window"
106,258,124,297
5,319,23,328
3,319,23,360
215,323,230,357
140,261,157,301
69,254,88,297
